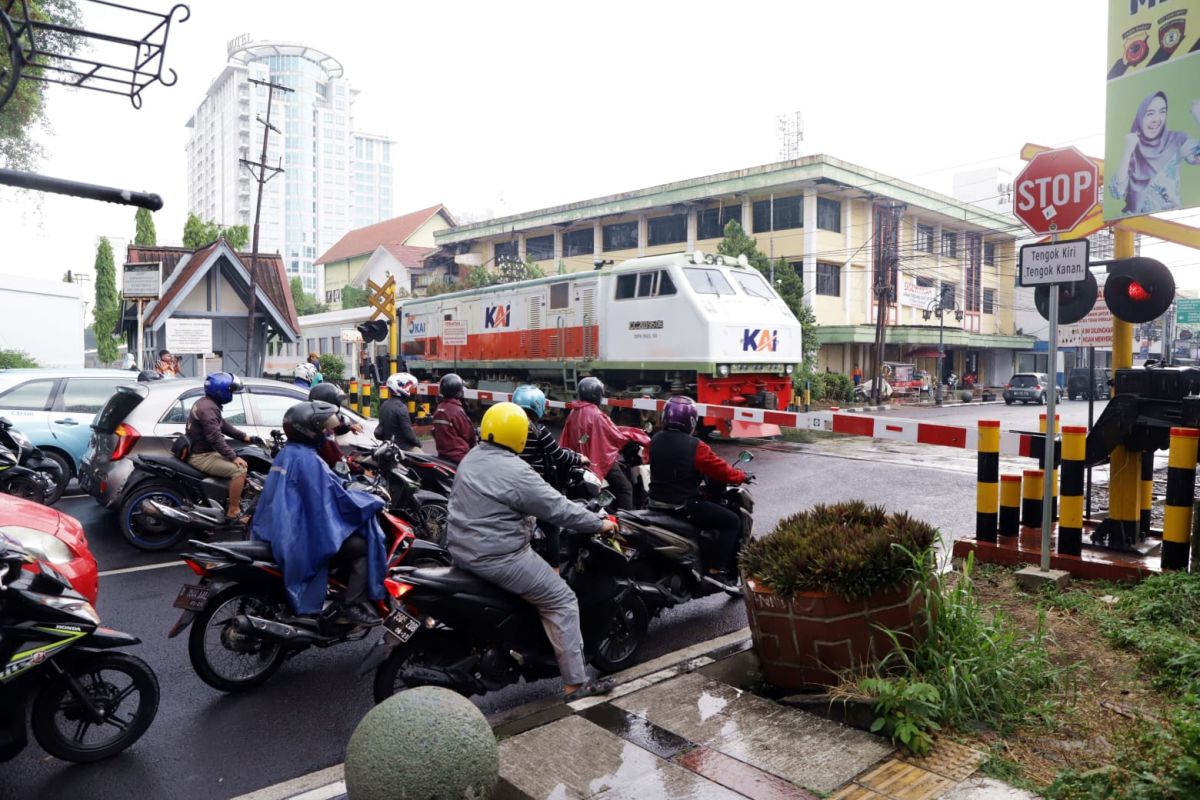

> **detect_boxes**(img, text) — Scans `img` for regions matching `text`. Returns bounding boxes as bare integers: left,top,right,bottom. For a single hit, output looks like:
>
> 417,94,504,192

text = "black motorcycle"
118,432,281,551
367,495,651,703
0,417,64,505
613,451,755,610
0,538,159,763
350,441,450,546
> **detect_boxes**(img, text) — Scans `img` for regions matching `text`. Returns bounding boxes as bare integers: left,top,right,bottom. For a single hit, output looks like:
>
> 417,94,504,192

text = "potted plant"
739,501,937,690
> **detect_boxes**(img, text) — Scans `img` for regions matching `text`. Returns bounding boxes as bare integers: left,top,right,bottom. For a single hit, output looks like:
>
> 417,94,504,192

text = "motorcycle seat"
137,454,209,480
623,509,699,537
211,540,275,560
404,566,522,604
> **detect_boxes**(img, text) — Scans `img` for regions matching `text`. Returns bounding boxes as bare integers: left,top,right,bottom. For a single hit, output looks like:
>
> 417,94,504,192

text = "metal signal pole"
241,77,292,376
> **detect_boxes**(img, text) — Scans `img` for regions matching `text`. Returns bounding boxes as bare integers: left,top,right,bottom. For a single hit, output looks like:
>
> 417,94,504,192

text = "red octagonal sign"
1013,146,1099,236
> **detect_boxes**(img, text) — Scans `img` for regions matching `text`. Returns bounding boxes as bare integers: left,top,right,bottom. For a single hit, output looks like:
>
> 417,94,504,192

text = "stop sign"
1013,147,1099,235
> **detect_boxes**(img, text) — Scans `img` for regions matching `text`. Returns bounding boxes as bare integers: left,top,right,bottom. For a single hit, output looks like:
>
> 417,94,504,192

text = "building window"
562,228,594,257
941,231,958,259
916,224,934,253
916,276,935,288
603,221,639,251
494,240,518,265
983,288,995,314
983,241,996,266
647,214,687,246
526,234,554,261
940,282,957,308
816,197,841,232
697,207,741,239
816,262,841,296
550,282,570,310
752,195,803,233
306,338,315,354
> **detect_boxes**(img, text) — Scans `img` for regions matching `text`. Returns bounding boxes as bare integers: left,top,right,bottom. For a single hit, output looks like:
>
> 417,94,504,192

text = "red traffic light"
1104,257,1174,324
1127,281,1150,302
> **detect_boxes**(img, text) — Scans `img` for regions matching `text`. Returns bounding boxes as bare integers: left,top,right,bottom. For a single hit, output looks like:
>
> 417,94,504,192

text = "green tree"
0,350,39,368
182,213,249,250
221,224,250,250
718,219,819,369
341,285,369,309
290,277,328,317
134,208,157,246
0,1,81,170
92,237,122,363
318,354,345,383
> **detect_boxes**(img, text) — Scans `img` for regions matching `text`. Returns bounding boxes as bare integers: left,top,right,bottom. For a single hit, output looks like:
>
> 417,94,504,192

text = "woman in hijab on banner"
1110,90,1200,216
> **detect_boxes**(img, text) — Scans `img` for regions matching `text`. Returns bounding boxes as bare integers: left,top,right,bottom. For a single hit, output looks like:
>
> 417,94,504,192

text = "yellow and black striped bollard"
976,421,1000,542
1059,425,1087,556
999,474,1021,542
1021,469,1044,538
348,379,359,414
1140,450,1154,541
361,382,373,419
1039,413,1060,520
1163,427,1199,571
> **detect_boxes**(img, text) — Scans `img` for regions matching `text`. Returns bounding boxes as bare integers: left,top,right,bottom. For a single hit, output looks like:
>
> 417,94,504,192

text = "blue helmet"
512,385,547,419
204,372,243,405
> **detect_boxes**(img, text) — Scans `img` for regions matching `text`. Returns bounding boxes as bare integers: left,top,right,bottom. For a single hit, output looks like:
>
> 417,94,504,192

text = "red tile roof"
315,204,454,266
380,244,435,269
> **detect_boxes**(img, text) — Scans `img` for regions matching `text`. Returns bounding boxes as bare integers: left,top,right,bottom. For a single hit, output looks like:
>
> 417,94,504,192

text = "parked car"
0,369,139,499
0,492,97,603
1066,368,1111,400
78,377,378,511
1002,373,1063,405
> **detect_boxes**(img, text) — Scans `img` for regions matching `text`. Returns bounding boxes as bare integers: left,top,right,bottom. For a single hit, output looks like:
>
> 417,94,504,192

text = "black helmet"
577,376,605,405
309,383,347,407
282,401,341,446
439,373,465,400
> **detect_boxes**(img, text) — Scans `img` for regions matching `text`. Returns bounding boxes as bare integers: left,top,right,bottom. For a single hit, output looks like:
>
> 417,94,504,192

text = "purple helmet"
662,395,698,434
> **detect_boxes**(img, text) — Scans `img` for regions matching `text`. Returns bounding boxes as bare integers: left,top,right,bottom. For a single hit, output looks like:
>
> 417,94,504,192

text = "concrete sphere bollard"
345,686,498,800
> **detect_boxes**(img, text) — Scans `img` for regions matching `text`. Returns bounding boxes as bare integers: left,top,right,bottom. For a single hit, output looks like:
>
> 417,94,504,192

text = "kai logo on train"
742,329,778,352
405,314,426,336
484,304,512,329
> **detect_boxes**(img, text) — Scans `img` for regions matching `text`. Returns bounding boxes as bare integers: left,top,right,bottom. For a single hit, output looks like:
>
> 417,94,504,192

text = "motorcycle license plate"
173,584,210,612
382,607,420,644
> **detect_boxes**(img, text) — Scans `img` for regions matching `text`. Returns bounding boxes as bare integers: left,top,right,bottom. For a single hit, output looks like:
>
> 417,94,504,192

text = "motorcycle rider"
185,372,255,528
432,373,476,464
377,373,422,452
252,401,388,627
309,383,364,471
448,402,616,701
559,377,636,510
649,395,748,586
294,362,321,390
512,384,589,571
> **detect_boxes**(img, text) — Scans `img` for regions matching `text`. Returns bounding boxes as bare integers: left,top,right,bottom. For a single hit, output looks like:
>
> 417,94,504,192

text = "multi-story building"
351,133,394,231
185,37,394,299
429,155,1033,386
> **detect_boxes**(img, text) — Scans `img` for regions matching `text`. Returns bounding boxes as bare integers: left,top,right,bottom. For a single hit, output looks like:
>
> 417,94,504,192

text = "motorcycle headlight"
0,526,74,565
11,431,30,448
40,594,100,625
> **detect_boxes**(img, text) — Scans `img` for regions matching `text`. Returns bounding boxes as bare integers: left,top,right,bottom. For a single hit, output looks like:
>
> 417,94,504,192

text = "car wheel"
1038,393,1047,405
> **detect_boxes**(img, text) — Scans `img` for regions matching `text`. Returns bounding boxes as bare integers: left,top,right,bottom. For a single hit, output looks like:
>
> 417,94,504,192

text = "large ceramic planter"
742,579,924,690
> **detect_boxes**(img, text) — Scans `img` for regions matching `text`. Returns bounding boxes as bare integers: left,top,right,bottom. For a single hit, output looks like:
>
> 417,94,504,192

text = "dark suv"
1066,368,1111,400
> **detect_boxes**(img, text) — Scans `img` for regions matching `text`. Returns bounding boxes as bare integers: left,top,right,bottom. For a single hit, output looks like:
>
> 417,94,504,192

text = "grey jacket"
447,442,604,563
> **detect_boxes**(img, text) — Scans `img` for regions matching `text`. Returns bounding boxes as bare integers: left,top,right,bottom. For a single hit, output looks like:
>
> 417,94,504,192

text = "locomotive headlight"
785,364,794,374
692,250,705,265
717,364,731,377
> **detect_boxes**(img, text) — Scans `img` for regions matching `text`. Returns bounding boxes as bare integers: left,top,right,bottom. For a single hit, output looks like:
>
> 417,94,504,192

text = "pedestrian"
432,373,476,464
155,349,179,378
307,351,322,370
851,363,863,387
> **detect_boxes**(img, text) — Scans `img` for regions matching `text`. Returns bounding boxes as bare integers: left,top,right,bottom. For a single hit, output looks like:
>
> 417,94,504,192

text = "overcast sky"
3,0,1196,302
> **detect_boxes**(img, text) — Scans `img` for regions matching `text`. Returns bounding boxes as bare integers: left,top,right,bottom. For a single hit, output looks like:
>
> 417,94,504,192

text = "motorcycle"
168,498,450,693
349,441,450,546
0,417,63,505
613,451,755,611
119,432,282,551
0,536,159,763
366,491,652,703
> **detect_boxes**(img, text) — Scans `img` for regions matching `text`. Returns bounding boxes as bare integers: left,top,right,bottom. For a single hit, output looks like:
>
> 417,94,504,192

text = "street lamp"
923,298,964,407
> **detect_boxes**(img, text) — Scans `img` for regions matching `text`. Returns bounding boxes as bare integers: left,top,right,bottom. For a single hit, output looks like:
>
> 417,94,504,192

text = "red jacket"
559,401,632,478
693,441,747,484
432,398,475,464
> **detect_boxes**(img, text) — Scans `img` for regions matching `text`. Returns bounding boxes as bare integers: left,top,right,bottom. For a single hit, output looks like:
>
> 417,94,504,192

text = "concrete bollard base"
1014,566,1071,592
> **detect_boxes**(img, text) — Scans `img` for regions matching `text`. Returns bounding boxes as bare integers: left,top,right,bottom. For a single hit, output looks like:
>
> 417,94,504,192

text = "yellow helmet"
480,402,529,454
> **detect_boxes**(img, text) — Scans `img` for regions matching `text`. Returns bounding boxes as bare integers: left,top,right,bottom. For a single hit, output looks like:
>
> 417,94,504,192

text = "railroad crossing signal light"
356,320,390,343
1104,257,1174,324
1034,271,1098,325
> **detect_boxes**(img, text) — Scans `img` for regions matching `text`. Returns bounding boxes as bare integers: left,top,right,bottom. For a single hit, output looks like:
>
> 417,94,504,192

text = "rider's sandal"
564,677,615,703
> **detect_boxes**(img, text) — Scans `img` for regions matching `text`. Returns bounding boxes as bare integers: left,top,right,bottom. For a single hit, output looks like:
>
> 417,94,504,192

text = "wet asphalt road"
2,440,978,800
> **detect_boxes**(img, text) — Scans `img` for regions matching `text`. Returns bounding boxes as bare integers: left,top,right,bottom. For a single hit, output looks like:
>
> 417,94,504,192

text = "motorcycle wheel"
416,501,449,547
37,451,70,504
119,482,187,551
188,587,287,692
30,651,159,763
590,593,649,673
3,475,45,504
372,635,469,703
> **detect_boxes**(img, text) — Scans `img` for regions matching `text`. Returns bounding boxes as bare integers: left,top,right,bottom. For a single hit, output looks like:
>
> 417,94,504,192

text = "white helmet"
386,372,419,397
294,363,318,384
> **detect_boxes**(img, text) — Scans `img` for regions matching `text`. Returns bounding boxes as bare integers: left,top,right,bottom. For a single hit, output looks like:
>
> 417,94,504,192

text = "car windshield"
683,268,734,296
731,270,773,299
1011,375,1040,388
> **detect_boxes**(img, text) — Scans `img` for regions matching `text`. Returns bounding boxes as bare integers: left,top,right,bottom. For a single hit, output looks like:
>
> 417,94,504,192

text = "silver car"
79,378,377,510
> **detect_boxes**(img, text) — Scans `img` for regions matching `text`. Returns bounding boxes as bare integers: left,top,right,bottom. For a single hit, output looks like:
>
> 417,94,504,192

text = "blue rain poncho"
251,442,387,614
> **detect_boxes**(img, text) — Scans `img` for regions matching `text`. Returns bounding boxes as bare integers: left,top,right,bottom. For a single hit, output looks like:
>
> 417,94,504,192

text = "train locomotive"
399,251,803,436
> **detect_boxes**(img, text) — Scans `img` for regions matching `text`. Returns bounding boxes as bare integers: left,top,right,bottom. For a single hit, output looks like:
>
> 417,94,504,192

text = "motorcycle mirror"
334,460,351,477
737,451,754,463
597,489,615,508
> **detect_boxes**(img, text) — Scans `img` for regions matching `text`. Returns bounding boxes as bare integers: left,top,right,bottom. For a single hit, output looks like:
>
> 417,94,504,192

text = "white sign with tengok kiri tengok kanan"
1018,240,1090,287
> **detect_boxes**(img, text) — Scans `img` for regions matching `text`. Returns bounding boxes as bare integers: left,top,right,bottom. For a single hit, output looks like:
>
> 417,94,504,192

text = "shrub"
795,369,826,402
0,349,38,369
825,372,854,403
861,677,941,756
319,354,346,383
739,501,937,601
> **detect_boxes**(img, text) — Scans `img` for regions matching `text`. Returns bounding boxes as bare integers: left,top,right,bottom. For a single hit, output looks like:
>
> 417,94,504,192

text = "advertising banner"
1104,0,1200,221
1175,298,1200,360
898,273,936,308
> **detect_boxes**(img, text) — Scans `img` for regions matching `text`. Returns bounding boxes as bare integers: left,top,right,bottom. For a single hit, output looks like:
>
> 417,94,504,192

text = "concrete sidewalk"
242,630,1038,800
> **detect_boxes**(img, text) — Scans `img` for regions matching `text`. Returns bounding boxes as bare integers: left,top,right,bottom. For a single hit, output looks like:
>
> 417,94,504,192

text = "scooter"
613,451,755,612
350,441,450,546
0,417,62,505
0,536,159,762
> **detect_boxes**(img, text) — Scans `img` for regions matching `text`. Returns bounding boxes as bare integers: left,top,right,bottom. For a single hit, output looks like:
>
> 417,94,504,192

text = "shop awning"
906,346,942,358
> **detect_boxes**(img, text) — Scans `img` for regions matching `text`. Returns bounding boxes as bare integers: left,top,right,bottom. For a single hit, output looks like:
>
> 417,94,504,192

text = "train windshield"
683,268,734,296
730,270,773,299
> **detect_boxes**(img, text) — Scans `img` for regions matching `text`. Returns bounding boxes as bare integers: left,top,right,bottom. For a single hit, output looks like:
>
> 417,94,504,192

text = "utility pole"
870,202,903,404
240,77,292,376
